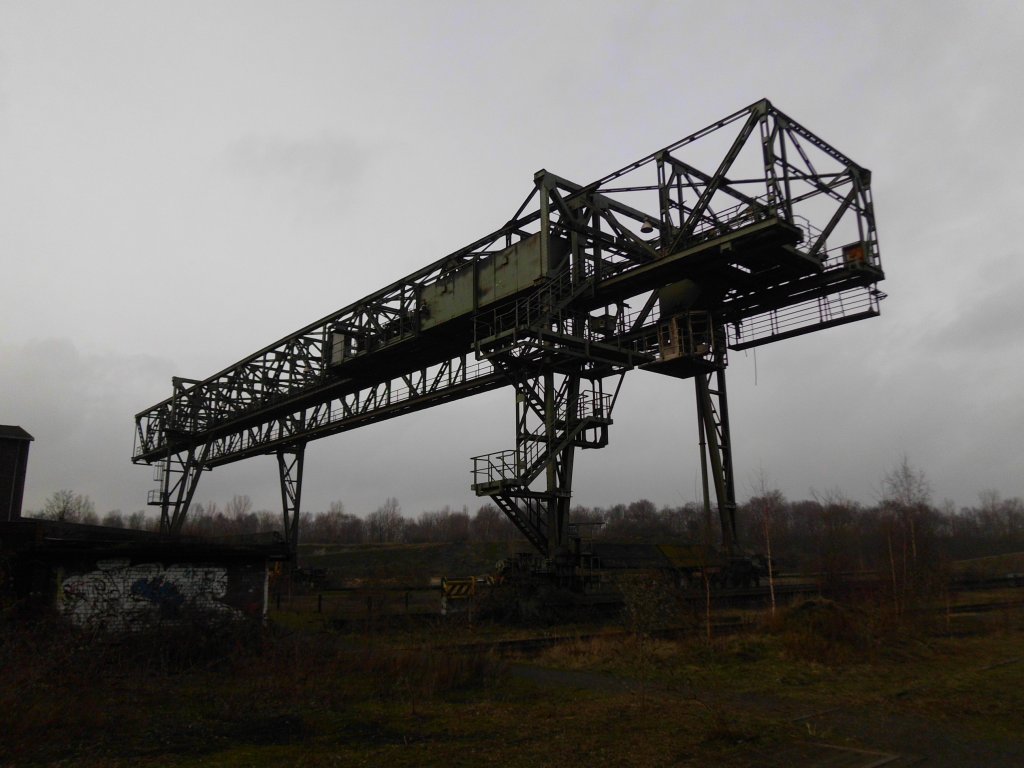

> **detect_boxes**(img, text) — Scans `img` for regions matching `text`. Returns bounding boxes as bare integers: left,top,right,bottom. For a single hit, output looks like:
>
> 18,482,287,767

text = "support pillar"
277,445,306,556
158,443,210,535
693,341,737,556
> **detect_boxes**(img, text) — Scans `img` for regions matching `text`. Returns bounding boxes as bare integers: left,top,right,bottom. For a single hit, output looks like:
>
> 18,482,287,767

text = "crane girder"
134,98,885,549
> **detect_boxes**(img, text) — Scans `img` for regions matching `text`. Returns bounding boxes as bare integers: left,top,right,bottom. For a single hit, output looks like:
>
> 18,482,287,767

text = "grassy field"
3,595,1023,767
297,541,523,586
952,551,1024,578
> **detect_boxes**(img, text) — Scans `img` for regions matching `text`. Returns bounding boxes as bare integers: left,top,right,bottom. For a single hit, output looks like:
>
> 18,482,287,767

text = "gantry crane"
133,99,884,562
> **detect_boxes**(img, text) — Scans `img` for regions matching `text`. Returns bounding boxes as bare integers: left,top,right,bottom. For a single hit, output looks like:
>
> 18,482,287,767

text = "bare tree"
811,487,859,596
127,510,148,530
305,505,365,544
101,510,125,528
338,513,366,543
881,455,939,613
470,504,503,541
978,490,1024,541
256,509,278,532
225,494,253,518
367,497,404,543
39,490,95,523
749,483,784,614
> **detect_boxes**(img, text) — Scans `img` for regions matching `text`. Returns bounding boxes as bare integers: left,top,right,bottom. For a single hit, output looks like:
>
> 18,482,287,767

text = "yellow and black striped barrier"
441,576,477,600
440,576,491,615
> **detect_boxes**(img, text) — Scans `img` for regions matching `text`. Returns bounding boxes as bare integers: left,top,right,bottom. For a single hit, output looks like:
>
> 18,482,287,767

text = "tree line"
28,459,1024,572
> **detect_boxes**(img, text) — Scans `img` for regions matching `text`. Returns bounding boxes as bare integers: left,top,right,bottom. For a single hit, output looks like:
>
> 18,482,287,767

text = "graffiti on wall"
60,559,242,631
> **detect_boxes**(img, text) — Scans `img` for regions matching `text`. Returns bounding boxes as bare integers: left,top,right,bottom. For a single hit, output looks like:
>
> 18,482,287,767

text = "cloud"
922,252,1024,358
0,337,511,520
223,133,369,191
3,3,1024,529
214,133,375,228
0,339,172,515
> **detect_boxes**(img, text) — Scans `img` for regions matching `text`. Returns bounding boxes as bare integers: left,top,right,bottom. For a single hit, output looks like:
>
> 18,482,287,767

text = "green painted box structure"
420,232,566,331
326,232,567,367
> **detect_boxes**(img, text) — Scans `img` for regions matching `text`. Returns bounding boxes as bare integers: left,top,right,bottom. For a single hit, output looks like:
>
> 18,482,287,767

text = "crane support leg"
694,362,738,556
543,367,580,555
157,443,210,535
277,445,305,556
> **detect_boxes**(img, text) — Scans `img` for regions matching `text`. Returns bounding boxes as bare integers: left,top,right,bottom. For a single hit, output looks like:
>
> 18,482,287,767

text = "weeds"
0,618,508,765
766,598,873,663
364,647,507,702
2,595,1022,767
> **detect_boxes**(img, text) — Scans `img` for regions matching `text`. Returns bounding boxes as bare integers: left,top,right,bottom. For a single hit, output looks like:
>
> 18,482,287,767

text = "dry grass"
953,551,1024,578
2,596,1023,767
0,619,508,766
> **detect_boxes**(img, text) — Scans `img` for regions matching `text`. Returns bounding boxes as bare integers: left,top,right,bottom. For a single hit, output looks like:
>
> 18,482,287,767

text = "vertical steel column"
695,383,713,533
713,363,738,552
540,172,572,557
158,444,210,535
545,370,582,556
277,445,306,556
543,368,560,554
693,329,738,556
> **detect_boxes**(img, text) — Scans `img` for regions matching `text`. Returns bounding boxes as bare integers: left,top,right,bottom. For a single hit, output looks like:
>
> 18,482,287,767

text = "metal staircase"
471,387,612,494
471,375,615,555
468,260,629,556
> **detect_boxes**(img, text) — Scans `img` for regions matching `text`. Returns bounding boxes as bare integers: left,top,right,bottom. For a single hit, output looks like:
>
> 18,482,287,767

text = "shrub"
356,646,507,706
770,598,872,663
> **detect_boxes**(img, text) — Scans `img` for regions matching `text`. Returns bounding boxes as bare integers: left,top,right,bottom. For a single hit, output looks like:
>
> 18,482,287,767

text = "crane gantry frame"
134,98,884,560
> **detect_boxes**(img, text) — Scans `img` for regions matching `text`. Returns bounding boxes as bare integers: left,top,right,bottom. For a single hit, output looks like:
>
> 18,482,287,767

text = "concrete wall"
57,557,267,632
1,520,280,632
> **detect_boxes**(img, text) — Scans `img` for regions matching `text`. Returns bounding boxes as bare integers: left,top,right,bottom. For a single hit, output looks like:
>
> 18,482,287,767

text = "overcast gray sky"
2,1,1022,520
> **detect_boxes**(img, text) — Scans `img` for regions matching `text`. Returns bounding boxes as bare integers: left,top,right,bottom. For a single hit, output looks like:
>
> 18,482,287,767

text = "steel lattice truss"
134,99,885,545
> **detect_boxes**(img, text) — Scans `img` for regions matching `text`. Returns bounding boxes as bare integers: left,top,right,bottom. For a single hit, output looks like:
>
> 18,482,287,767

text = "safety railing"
729,285,884,349
194,357,502,465
470,389,614,489
474,267,580,344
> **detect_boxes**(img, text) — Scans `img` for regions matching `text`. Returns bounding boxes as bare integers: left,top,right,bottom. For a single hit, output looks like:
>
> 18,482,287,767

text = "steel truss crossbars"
135,98,884,550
